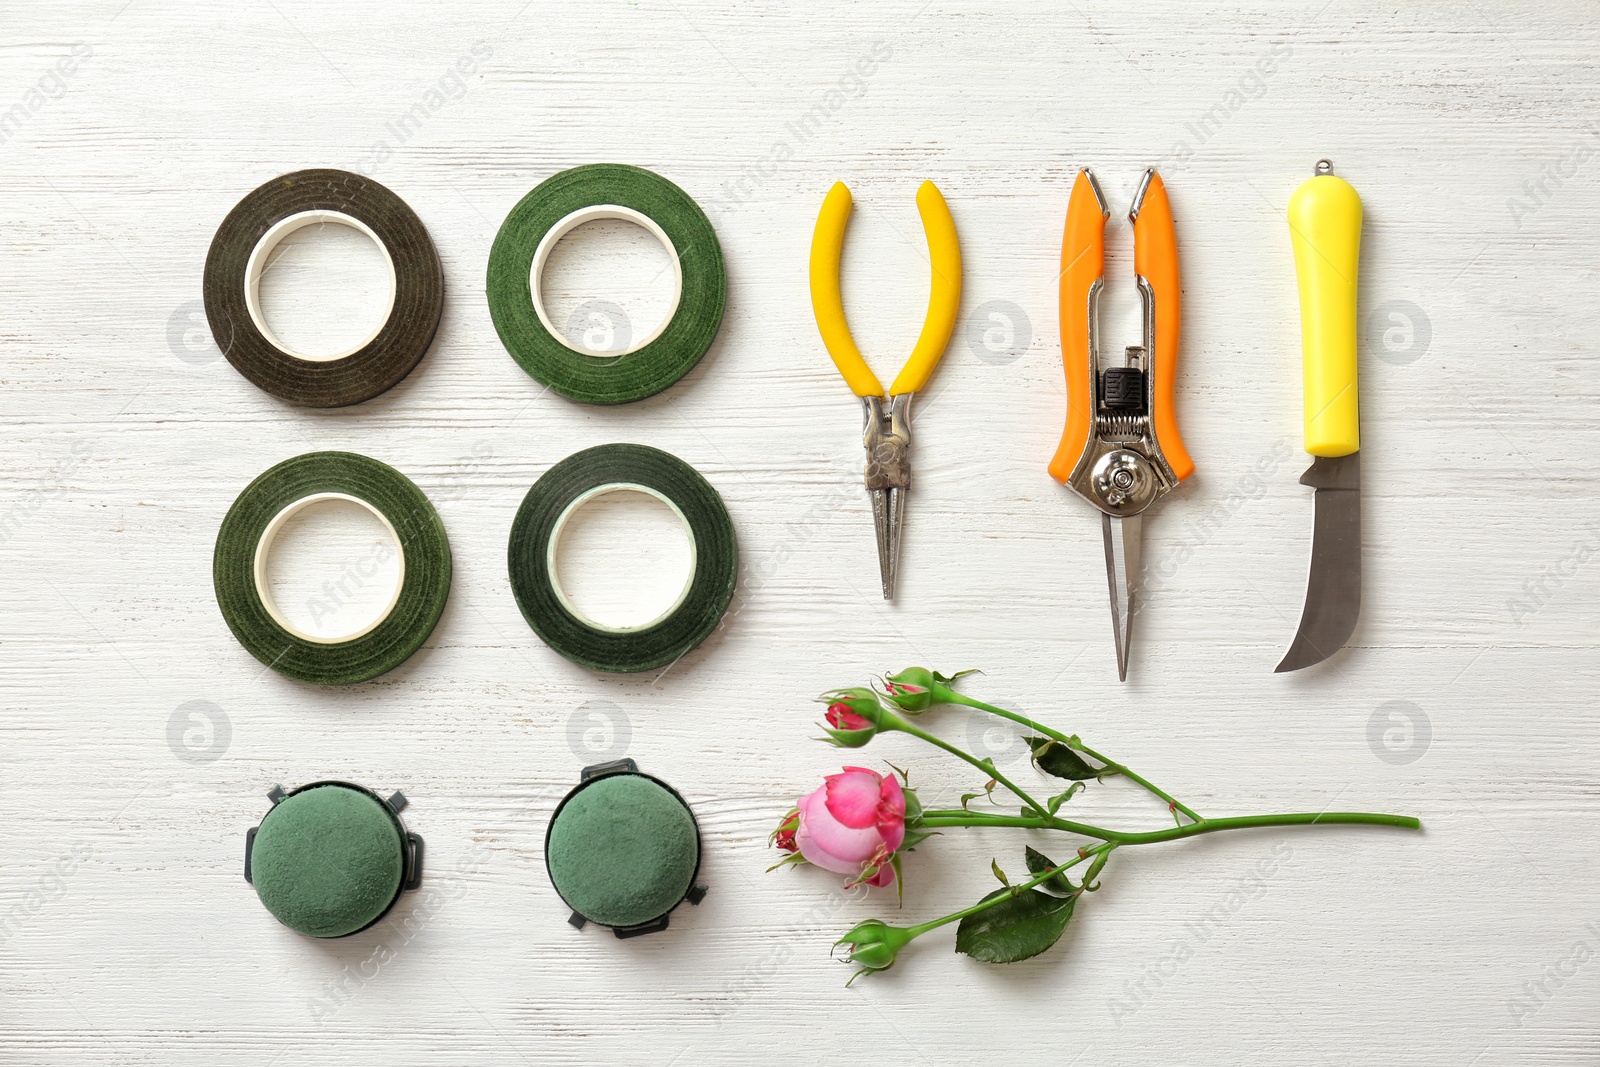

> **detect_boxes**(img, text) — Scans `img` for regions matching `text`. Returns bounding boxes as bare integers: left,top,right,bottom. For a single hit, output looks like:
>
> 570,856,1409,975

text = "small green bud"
883,667,939,712
834,919,916,974
884,667,979,712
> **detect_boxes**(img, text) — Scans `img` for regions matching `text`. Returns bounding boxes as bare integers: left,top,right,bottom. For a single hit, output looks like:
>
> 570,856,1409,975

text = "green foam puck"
546,771,700,930
249,783,407,938
486,163,725,404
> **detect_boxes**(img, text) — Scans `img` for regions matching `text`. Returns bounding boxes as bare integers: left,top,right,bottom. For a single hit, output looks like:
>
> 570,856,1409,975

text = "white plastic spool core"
546,483,698,634
530,205,683,357
253,492,407,644
244,210,398,362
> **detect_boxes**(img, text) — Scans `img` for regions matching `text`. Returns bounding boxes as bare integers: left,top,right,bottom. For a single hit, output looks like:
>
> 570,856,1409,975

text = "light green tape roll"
213,451,452,685
507,444,736,673
486,164,725,404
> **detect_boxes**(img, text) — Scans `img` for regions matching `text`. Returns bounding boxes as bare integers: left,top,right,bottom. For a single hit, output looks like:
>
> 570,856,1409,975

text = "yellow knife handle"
809,182,885,398
888,180,961,396
1288,167,1363,456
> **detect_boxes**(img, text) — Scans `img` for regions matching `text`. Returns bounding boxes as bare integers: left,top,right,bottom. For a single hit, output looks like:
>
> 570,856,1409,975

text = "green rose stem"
915,809,1421,841
885,714,1054,819
878,701,1197,827
899,842,1116,940
921,683,1202,823
912,689,1419,837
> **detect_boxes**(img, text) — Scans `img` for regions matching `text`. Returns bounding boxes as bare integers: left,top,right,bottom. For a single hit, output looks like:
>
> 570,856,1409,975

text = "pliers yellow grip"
809,180,962,397
807,179,963,600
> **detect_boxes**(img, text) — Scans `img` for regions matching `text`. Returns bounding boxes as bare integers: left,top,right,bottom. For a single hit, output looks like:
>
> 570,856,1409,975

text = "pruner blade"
1102,513,1142,682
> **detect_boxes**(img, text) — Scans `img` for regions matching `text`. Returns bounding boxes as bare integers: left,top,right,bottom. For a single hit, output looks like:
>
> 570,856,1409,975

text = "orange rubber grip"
1132,171,1194,482
1048,170,1106,484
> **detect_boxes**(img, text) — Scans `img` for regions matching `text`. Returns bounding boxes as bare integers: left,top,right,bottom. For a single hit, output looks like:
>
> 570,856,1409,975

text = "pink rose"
795,766,907,888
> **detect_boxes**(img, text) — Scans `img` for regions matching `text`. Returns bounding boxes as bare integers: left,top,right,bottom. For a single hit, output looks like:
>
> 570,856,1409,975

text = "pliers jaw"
862,394,912,600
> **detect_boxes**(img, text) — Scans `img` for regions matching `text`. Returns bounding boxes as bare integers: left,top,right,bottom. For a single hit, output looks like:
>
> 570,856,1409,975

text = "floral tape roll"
486,164,725,404
204,169,444,407
507,444,736,673
213,452,452,685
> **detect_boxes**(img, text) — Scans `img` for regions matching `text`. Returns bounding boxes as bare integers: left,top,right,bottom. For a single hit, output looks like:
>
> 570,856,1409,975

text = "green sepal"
901,782,923,824
765,852,807,873
1047,783,1086,813
821,724,876,748
1082,849,1112,891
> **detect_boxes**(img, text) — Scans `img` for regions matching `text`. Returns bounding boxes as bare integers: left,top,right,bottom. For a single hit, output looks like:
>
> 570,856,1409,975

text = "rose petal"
797,788,882,870
876,773,906,853
864,862,896,888
824,767,883,830
826,704,871,731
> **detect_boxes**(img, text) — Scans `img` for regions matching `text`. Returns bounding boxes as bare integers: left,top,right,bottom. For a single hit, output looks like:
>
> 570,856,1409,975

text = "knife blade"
1276,160,1363,673
1276,452,1359,672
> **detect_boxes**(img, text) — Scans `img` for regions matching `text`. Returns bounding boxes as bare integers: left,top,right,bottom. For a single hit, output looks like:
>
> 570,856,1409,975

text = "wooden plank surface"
1,2,1598,1063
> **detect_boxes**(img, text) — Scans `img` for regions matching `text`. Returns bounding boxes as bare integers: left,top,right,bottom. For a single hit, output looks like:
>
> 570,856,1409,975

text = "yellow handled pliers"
809,180,962,600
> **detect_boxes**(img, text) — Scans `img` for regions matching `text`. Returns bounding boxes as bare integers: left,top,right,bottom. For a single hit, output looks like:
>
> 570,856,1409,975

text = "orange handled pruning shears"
1049,168,1193,680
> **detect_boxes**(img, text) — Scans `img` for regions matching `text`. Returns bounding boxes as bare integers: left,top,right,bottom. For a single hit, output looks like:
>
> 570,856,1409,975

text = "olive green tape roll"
214,452,452,685
204,169,444,407
486,164,725,404
508,444,736,673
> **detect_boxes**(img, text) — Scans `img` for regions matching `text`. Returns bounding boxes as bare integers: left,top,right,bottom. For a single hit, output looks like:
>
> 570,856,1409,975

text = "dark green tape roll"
250,783,406,938
507,444,736,673
546,771,699,929
486,164,725,404
204,168,444,407
214,451,452,685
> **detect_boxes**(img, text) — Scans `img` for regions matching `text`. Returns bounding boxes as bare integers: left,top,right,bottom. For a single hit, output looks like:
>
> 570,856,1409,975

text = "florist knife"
1276,159,1363,673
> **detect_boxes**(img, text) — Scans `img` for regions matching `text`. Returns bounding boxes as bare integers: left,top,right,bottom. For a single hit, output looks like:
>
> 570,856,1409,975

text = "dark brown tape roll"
203,169,444,407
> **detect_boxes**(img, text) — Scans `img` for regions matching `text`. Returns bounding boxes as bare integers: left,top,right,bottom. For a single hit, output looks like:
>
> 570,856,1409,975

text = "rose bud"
835,919,915,975
883,667,937,712
770,808,800,853
816,687,882,748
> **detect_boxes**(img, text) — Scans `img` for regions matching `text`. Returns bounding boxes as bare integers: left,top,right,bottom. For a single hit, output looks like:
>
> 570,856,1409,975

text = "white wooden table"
2,2,1597,1063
